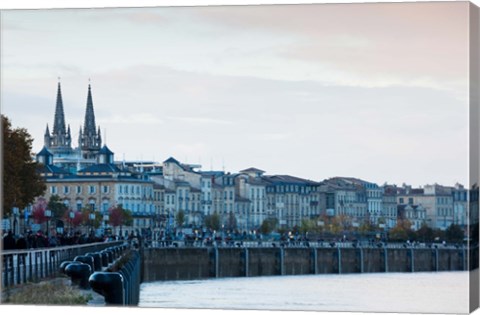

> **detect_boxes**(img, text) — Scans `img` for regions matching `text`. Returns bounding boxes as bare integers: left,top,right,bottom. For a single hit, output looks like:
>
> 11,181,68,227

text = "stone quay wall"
142,246,468,282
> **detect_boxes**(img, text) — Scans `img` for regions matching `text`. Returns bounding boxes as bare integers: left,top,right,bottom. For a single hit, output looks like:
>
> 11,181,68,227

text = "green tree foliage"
80,208,102,229
388,219,414,241
226,211,237,231
325,216,343,234
445,224,465,243
2,115,45,216
260,217,278,235
48,195,68,219
175,209,185,227
416,223,435,242
359,219,376,234
204,212,221,231
299,218,318,234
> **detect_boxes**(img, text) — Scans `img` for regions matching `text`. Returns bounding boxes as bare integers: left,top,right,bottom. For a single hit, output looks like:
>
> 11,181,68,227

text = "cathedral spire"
53,82,66,135
83,84,97,136
48,81,72,154
44,124,51,148
79,83,101,158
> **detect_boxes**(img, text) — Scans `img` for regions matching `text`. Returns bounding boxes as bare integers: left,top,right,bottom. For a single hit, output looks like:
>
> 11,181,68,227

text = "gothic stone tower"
44,82,73,155
78,84,102,159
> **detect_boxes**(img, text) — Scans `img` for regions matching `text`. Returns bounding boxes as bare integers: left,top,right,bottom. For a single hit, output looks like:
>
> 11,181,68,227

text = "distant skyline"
1,1,470,187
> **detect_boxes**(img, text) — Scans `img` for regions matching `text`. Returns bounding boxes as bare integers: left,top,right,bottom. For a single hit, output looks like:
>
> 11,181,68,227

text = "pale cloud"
185,2,469,92
1,2,470,186
167,116,233,125
100,113,164,125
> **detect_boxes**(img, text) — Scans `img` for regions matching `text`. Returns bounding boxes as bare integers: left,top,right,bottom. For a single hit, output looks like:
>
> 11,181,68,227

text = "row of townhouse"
35,144,473,236
28,82,474,237
396,183,470,230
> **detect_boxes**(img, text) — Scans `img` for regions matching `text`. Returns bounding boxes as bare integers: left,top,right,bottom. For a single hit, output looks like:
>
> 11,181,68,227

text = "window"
76,201,82,211
50,186,57,194
89,200,96,211
103,186,109,194
102,202,109,213
89,186,96,194
399,197,404,204
64,186,70,194
76,186,82,194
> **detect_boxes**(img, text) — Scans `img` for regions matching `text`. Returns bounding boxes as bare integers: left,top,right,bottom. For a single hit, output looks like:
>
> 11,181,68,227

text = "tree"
80,208,102,229
389,219,414,242
416,223,435,242
108,205,133,234
325,216,343,235
47,195,68,219
260,217,278,235
299,218,318,234
226,211,237,231
445,224,464,243
32,197,48,224
2,115,45,216
176,209,185,227
204,212,221,231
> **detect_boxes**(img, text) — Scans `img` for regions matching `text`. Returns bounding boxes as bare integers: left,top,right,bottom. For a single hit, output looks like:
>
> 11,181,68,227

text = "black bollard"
89,272,124,305
100,251,109,267
104,250,114,264
86,253,103,271
119,269,130,305
65,263,92,289
74,255,95,275
59,261,81,275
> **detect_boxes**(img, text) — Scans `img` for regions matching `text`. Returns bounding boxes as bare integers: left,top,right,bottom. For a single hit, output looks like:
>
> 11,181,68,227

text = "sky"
0,0,471,187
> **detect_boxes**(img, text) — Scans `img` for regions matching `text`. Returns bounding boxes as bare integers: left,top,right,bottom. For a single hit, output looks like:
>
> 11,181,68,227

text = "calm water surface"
139,271,469,314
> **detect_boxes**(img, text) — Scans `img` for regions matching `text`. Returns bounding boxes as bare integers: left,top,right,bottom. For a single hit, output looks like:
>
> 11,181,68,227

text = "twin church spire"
44,81,102,159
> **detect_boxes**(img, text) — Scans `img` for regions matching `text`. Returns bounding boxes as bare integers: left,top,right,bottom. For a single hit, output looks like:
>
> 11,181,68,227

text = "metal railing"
149,239,465,250
1,241,124,288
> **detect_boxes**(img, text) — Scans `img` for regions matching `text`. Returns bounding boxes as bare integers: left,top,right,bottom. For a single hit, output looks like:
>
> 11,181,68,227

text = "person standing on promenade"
3,231,16,250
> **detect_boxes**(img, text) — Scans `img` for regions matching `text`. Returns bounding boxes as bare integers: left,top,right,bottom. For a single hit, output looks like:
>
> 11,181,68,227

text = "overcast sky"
1,1,471,187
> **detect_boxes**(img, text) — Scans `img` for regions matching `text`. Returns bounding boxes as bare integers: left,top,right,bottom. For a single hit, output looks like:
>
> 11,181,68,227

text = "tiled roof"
78,163,122,174
240,167,265,173
98,145,114,155
264,175,318,185
37,164,70,176
164,157,180,164
37,146,53,157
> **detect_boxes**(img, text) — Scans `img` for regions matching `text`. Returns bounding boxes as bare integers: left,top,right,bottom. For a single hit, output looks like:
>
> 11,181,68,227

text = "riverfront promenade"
2,239,476,306
1,241,124,289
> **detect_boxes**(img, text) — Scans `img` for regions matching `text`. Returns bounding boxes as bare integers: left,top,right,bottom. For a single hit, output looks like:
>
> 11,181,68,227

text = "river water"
139,271,470,314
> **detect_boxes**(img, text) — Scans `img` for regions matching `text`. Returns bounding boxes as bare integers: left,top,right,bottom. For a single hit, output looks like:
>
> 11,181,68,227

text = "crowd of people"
2,230,110,250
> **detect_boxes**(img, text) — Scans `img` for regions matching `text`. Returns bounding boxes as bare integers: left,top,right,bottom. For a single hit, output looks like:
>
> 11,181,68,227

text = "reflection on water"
139,271,469,314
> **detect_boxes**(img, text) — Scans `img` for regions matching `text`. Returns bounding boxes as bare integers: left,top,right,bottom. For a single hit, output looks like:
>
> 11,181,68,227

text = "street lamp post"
69,211,75,235
45,210,52,236
12,207,19,236
103,214,109,236
89,213,96,236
